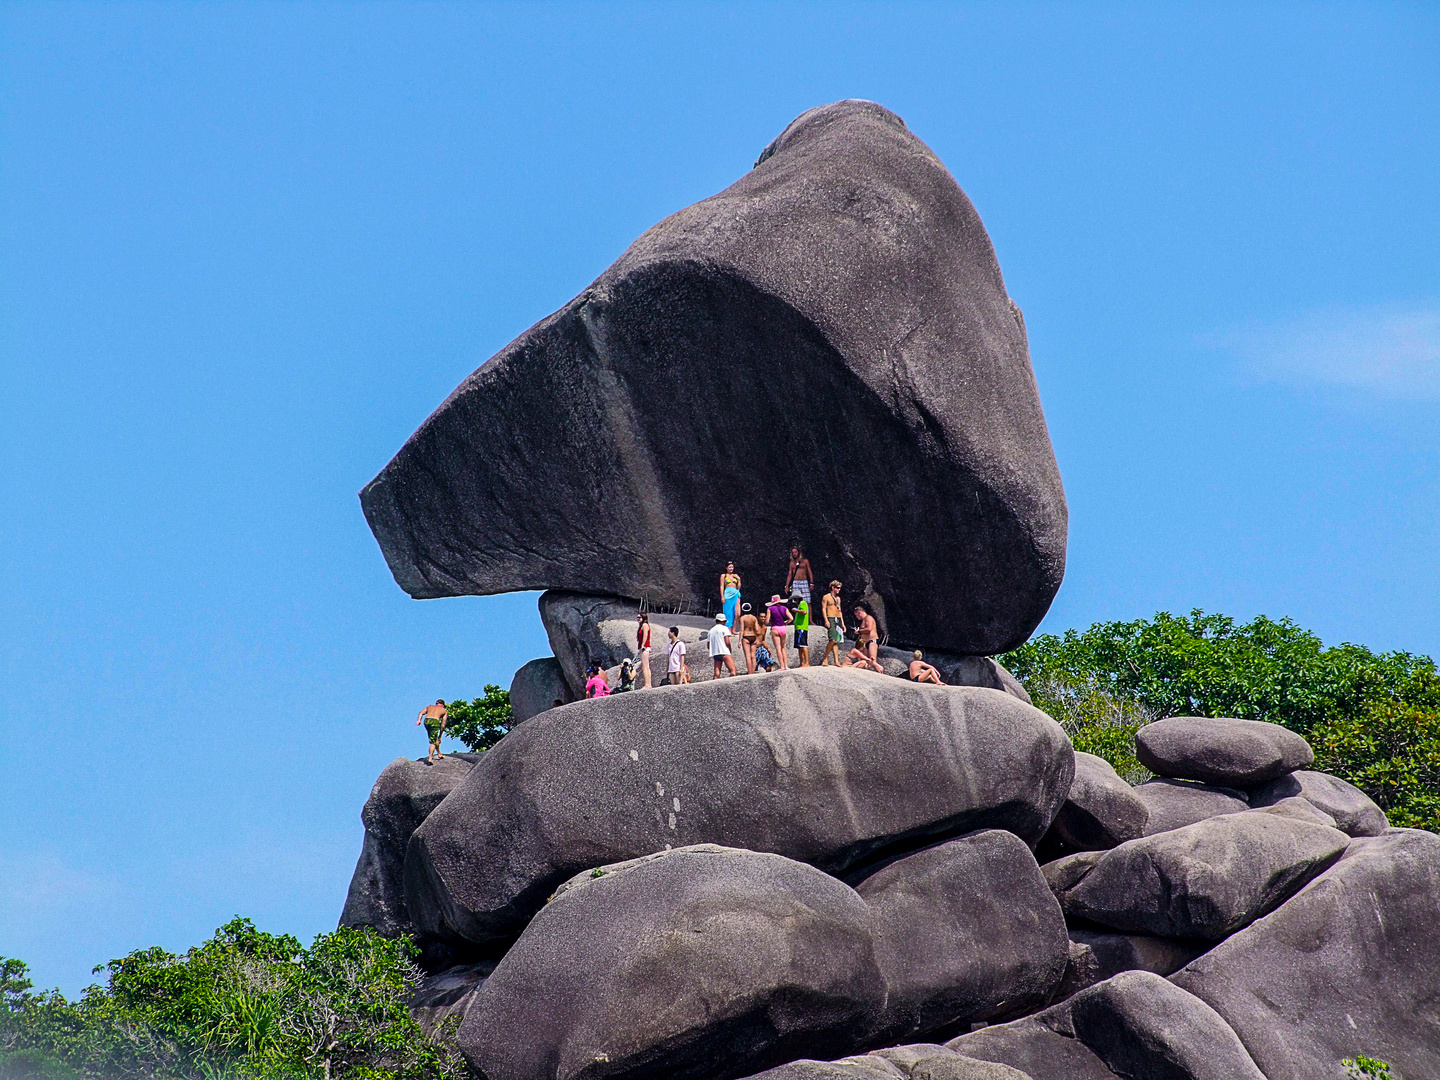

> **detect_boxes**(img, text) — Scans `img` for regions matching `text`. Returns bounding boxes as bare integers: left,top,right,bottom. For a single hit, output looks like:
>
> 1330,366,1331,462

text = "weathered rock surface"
1135,716,1313,787
360,100,1067,655
1053,809,1349,939
1171,828,1440,1080
855,831,1068,1041
1046,752,1149,852
409,960,494,1034
1067,927,1207,983
509,656,573,723
745,1052,1033,1080
1131,777,1248,835
948,972,1264,1080
459,845,886,1080
405,669,1073,944
1246,768,1388,837
540,591,1033,698
339,755,476,937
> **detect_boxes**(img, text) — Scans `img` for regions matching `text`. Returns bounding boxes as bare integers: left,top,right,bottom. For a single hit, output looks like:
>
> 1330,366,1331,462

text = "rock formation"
341,99,1435,1080
360,100,1066,654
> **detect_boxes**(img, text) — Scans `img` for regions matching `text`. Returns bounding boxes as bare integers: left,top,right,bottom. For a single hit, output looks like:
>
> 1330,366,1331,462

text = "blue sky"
2,2,1436,993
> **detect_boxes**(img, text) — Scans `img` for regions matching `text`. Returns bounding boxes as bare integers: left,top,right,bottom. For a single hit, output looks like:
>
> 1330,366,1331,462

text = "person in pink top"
584,663,611,698
766,594,791,669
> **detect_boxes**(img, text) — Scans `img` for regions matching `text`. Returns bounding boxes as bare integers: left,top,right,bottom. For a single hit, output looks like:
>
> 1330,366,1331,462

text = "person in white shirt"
666,626,688,685
708,613,738,679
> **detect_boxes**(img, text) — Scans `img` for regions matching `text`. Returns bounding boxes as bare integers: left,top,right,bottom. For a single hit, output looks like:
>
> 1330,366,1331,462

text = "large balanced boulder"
856,831,1068,1042
1246,769,1388,837
339,754,476,937
1135,716,1313,787
1171,828,1440,1080
948,972,1264,1080
460,845,886,1080
1051,808,1349,940
1045,752,1149,852
1131,777,1248,835
405,669,1073,944
359,99,1067,655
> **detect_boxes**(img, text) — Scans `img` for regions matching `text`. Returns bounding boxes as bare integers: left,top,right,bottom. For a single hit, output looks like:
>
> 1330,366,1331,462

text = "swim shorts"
828,617,844,644
424,719,442,744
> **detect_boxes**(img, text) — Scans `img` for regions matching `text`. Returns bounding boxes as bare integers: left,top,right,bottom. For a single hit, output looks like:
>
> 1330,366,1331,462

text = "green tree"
444,686,512,752
1002,610,1439,834
0,921,466,1080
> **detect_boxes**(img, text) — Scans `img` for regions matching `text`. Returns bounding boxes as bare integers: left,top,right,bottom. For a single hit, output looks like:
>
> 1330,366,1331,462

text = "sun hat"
715,612,727,622
770,594,782,603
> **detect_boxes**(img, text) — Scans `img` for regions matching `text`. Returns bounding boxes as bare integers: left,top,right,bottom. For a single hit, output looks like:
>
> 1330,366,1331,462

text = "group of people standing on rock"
584,544,948,697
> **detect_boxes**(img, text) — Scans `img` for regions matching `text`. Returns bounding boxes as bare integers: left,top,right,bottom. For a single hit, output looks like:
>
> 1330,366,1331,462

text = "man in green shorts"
417,699,447,764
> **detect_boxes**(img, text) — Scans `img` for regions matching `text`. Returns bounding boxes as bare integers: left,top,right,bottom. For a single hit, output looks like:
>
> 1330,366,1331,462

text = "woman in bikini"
738,603,762,674
766,593,791,669
720,562,742,629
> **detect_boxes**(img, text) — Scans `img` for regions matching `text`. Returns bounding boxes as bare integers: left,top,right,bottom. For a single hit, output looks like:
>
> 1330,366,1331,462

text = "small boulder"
406,669,1073,944
458,845,885,1080
949,972,1264,1080
1246,769,1387,837
1135,716,1313,787
1131,777,1248,835
1054,808,1349,939
509,656,573,723
1067,971,1265,1079
339,755,476,937
1047,752,1148,851
1067,927,1207,982
1171,828,1440,1080
855,831,1068,1041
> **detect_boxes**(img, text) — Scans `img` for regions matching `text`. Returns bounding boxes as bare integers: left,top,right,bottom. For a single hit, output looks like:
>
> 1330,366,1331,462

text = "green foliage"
1343,1056,1393,1079
1003,610,1435,737
0,920,466,1080
1311,679,1440,833
444,686,512,752
1002,610,1439,833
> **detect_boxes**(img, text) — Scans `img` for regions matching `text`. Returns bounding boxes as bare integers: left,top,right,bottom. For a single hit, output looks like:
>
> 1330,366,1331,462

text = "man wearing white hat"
708,612,738,679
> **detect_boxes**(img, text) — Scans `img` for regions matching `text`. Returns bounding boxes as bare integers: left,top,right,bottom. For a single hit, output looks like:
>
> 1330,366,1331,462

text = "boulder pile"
346,99,1438,1079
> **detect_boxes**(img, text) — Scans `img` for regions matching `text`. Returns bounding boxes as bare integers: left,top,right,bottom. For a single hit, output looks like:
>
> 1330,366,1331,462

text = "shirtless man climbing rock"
417,699,447,764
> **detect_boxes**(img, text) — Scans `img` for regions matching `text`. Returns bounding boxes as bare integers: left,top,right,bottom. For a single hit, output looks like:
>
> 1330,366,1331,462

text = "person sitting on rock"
708,612,738,679
852,604,880,668
754,637,778,672
584,664,611,698
842,642,884,672
665,626,687,686
416,699,447,764
738,603,762,674
909,650,944,684
821,581,845,665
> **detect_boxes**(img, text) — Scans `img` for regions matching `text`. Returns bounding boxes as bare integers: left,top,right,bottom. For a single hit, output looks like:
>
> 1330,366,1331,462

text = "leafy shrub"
0,920,466,1080
444,686,512,752
1343,1056,1393,1079
1003,611,1439,833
